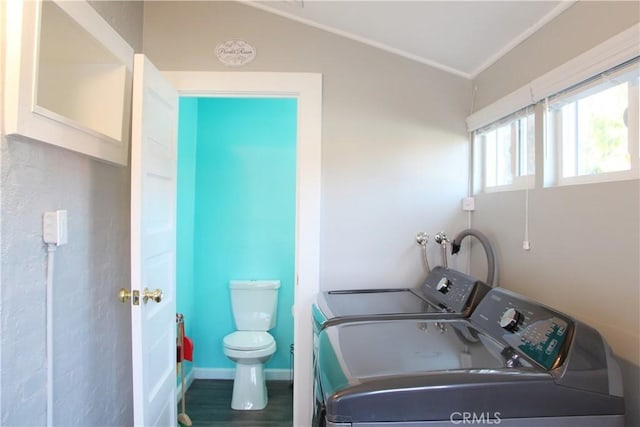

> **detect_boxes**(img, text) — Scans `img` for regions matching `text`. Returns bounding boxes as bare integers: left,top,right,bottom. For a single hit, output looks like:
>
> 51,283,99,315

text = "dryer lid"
224,331,274,350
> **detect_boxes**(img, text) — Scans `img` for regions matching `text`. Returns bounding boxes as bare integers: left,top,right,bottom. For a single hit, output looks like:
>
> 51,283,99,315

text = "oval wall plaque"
215,40,256,66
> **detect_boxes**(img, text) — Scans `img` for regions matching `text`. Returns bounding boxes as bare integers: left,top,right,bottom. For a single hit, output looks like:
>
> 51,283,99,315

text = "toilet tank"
229,280,280,331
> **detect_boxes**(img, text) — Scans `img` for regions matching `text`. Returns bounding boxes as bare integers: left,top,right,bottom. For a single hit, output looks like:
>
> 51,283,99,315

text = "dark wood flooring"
179,380,293,427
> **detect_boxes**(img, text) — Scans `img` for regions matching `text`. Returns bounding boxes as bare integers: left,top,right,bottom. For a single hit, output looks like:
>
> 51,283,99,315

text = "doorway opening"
176,95,297,379
165,71,322,426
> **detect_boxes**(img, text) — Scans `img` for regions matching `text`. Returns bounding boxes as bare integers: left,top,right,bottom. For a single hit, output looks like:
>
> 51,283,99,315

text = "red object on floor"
177,316,194,362
183,336,194,361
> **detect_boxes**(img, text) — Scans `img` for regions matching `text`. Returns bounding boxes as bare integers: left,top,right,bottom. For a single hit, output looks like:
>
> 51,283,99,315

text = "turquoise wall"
176,97,198,379
178,97,297,372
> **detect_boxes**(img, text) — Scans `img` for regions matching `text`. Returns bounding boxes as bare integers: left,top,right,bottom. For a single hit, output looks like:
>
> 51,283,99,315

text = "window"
475,108,535,191
546,60,639,185
468,24,639,192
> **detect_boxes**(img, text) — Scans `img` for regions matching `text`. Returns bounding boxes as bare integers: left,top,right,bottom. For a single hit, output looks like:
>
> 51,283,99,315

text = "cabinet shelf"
4,0,134,166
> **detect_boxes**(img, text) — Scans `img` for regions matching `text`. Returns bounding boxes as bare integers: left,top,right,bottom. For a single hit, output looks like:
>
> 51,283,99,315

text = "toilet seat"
223,331,274,351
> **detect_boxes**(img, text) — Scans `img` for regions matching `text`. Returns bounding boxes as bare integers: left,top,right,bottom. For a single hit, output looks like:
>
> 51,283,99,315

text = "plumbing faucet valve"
434,231,449,245
416,232,430,246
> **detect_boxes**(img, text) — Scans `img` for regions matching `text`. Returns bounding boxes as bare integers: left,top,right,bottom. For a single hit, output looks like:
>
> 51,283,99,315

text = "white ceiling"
247,1,575,79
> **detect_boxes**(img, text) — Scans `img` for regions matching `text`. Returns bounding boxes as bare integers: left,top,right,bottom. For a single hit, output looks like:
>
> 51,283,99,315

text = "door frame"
163,71,322,426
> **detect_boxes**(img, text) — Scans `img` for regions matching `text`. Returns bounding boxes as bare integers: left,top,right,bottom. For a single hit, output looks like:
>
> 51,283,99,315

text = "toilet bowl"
223,331,277,410
223,280,280,410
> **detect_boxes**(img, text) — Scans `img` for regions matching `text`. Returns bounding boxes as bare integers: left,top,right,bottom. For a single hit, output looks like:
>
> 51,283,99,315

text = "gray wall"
142,1,473,290
473,1,640,110
470,2,640,426
0,1,143,425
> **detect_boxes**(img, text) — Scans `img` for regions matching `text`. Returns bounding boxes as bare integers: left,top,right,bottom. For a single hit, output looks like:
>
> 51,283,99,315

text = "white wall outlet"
43,210,68,246
461,197,475,212
522,240,531,251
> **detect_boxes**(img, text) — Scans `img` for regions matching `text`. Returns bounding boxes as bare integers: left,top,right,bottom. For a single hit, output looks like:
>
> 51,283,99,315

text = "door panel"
131,53,178,427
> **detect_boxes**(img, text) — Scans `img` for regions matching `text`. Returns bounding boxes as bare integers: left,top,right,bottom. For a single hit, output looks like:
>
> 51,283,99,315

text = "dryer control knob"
499,308,521,332
436,277,450,294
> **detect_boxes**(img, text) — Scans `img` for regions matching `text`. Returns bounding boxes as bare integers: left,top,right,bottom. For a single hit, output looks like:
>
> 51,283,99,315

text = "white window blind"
468,24,639,132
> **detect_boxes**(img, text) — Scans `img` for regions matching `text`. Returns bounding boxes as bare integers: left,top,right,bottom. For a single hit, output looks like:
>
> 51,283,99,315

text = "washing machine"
313,266,490,335
312,266,490,424
314,229,498,333
314,287,625,426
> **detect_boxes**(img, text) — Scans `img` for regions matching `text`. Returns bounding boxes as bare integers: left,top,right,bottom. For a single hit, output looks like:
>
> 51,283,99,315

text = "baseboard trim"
194,367,293,381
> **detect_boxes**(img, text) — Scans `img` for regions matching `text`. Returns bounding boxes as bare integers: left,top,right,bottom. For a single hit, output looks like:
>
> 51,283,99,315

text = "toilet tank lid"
229,280,281,290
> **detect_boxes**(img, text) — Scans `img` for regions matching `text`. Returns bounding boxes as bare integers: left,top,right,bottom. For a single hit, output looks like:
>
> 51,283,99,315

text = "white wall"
470,2,640,426
142,1,473,290
0,2,142,425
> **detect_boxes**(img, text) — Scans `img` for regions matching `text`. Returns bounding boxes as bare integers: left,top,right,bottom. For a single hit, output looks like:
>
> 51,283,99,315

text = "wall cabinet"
4,0,134,166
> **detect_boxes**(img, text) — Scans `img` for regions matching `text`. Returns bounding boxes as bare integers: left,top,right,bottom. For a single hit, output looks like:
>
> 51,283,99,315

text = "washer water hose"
415,232,431,274
451,229,497,287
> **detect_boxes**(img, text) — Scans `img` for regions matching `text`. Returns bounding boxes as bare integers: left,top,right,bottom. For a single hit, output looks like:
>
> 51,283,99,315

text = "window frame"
475,109,536,193
547,64,639,187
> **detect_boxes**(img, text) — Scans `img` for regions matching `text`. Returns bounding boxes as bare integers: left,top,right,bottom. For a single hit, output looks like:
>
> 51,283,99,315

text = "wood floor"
179,380,294,427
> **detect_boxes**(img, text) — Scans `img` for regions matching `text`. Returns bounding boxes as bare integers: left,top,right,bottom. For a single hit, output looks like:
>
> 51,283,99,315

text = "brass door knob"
119,288,131,303
143,288,163,304
119,288,140,305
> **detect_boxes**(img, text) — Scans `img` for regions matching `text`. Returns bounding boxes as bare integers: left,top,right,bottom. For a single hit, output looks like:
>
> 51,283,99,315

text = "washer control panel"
421,266,489,314
471,288,573,370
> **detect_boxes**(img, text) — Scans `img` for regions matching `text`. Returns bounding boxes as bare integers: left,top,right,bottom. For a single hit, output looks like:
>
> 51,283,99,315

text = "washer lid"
319,289,436,319
224,331,274,350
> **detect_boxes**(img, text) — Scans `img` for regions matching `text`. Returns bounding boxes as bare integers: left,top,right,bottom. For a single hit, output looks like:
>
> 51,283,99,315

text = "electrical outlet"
43,210,68,246
522,240,530,251
462,197,475,212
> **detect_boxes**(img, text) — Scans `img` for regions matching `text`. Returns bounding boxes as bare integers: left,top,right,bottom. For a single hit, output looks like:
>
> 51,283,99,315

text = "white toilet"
223,280,280,410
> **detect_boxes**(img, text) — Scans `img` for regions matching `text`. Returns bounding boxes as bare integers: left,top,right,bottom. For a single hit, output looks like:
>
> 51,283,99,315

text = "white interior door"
130,54,178,426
